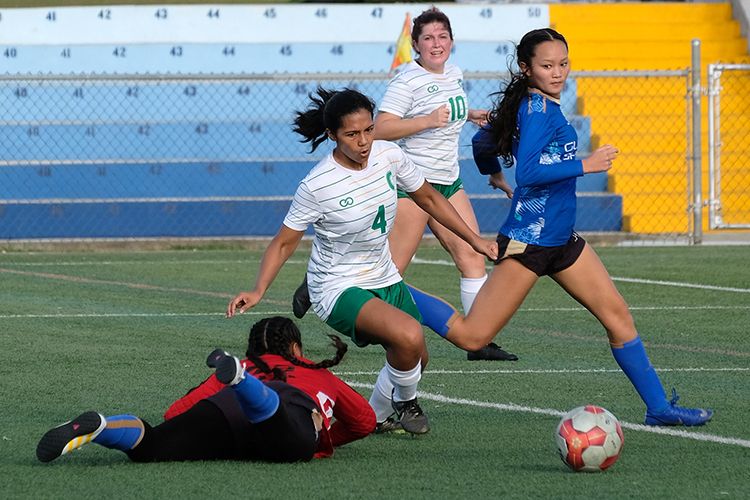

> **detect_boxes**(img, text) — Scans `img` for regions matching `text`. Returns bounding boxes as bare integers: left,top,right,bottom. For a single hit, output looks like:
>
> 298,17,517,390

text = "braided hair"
487,28,568,166
245,316,348,382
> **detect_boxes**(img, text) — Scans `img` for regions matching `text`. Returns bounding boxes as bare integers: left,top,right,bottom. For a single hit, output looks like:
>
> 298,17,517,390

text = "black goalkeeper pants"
127,384,318,463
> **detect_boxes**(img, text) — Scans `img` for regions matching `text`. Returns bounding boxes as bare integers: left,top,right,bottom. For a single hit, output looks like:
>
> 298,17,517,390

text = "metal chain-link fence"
708,64,750,230
0,71,699,243
573,70,694,240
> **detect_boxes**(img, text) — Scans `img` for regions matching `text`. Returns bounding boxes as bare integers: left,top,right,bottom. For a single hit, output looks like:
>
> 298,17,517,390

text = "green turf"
1,243,748,498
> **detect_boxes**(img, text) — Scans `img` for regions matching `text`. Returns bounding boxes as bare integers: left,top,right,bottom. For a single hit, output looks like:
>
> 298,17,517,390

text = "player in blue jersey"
406,28,713,427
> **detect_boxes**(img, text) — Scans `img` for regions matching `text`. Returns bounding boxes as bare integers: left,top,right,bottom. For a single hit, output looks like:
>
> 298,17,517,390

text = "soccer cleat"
374,415,405,434
36,411,106,463
291,275,312,319
392,398,430,435
644,389,713,427
466,342,519,361
206,349,245,386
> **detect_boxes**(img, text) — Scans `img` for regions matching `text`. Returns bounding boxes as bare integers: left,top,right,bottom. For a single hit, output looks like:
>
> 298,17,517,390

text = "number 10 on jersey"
448,96,467,121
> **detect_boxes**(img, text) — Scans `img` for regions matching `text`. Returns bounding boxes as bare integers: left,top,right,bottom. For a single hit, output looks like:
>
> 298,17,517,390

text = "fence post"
691,39,703,244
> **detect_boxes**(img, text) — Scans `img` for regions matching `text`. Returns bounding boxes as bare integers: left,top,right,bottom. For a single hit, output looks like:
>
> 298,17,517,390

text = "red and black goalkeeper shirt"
163,354,375,458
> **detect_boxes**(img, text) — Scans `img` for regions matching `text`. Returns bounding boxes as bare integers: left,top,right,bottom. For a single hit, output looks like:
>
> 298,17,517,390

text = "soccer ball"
555,405,624,472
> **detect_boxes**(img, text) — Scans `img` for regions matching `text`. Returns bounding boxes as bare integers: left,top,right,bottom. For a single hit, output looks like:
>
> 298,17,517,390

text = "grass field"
0,242,748,498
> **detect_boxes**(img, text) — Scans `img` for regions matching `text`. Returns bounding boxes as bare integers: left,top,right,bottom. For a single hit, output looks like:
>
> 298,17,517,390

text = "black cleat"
36,411,105,463
467,342,518,361
292,275,312,319
392,398,430,435
206,348,245,386
374,414,405,434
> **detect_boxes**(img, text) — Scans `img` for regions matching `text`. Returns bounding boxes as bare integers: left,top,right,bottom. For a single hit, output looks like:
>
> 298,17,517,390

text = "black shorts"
494,232,585,277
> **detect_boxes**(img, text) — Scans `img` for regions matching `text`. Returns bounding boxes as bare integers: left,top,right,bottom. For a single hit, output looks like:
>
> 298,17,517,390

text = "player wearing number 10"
226,88,497,435
291,9,516,365
376,8,517,363
292,9,516,364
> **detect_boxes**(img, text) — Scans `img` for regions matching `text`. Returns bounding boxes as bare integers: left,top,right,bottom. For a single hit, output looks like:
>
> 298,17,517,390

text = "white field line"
613,277,750,294
411,258,750,294
0,259,310,266
3,304,750,320
2,257,748,319
345,381,750,449
335,367,750,376
0,311,285,319
520,305,750,312
3,256,749,294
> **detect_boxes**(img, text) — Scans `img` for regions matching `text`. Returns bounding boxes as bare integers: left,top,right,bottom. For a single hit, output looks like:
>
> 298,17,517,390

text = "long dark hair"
245,316,347,382
486,28,568,166
292,87,375,153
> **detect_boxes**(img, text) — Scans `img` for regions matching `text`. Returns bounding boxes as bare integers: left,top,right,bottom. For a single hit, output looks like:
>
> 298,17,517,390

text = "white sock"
460,274,487,313
386,361,421,403
369,366,395,422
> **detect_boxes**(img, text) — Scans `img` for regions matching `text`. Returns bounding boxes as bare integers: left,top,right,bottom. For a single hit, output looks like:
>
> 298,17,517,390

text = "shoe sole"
292,280,311,319
36,411,105,463
399,416,430,435
401,422,430,435
467,354,519,361
467,348,519,361
374,424,407,435
215,356,244,385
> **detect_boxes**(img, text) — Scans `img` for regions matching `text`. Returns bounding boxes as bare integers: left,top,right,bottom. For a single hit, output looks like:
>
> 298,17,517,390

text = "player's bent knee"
447,323,499,352
462,338,494,352
397,323,427,355
453,252,486,276
447,337,485,352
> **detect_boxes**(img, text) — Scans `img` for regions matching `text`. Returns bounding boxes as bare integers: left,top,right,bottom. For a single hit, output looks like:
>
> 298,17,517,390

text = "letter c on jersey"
386,171,395,190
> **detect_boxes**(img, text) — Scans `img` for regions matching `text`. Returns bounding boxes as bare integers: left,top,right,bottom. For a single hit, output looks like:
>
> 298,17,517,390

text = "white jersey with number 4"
379,61,468,185
283,140,425,321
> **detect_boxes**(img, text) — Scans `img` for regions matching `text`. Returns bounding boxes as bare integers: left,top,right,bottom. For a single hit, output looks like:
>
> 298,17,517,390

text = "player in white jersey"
291,8,517,363
375,7,516,362
226,88,497,435
379,59,466,185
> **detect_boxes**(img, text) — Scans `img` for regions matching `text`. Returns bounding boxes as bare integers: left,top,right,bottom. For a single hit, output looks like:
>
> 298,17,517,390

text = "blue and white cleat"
644,389,713,427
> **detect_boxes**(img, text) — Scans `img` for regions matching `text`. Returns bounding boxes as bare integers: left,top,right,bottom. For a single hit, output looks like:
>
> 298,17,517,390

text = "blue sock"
93,414,145,451
232,375,280,423
611,337,668,412
407,284,459,337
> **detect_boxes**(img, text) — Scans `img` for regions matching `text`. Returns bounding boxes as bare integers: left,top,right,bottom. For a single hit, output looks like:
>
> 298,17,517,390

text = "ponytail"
292,86,375,153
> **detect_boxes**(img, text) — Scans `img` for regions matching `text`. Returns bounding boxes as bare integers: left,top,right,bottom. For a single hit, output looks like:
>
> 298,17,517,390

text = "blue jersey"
473,91,584,246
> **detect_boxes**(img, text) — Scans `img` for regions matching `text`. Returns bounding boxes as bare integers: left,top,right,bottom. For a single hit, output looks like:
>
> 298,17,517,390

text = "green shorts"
325,281,422,347
397,178,464,199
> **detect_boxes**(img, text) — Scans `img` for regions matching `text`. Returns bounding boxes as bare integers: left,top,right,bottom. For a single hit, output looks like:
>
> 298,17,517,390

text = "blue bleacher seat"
1,68,613,240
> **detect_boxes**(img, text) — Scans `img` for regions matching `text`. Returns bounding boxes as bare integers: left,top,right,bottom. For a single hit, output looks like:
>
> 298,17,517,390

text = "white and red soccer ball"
555,405,624,472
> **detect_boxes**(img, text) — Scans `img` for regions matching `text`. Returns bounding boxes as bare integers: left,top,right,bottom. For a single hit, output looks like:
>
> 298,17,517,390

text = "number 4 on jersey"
372,204,386,234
